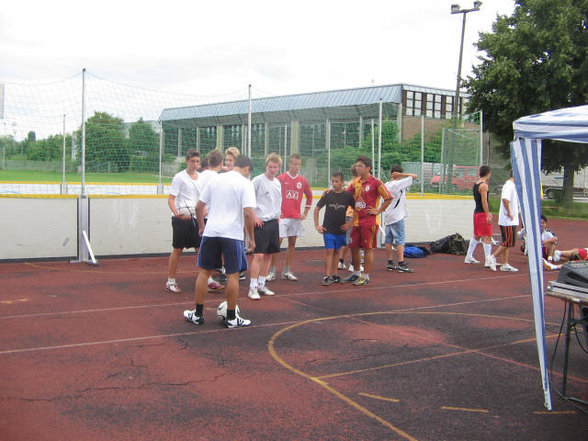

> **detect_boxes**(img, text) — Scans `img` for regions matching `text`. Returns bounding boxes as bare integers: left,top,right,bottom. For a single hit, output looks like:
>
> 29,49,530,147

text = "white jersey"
199,171,256,240
498,179,520,226
252,173,282,221
169,169,200,215
383,176,413,225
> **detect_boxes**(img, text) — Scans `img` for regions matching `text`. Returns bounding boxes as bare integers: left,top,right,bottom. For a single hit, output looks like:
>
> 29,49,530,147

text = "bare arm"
195,201,206,235
314,205,325,233
479,183,493,224
243,207,256,253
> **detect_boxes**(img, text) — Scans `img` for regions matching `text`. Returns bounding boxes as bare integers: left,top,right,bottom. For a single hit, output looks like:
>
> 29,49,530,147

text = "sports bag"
430,233,467,255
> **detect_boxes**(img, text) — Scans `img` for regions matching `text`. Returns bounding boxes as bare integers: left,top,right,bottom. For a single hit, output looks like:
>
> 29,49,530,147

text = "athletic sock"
339,258,344,264
284,266,291,273
227,309,236,320
249,278,258,290
466,239,478,259
167,278,176,285
258,275,266,287
387,260,394,264
269,266,276,274
196,304,204,316
483,243,492,259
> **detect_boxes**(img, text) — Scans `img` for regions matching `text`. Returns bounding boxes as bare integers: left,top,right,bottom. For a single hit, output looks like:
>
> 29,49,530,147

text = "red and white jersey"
277,172,313,219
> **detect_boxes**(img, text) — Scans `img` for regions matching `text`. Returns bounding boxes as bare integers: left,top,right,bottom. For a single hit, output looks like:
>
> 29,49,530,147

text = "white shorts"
279,218,305,238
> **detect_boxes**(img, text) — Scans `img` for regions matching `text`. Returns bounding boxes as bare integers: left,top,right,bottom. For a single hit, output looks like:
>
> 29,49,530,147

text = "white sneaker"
485,255,497,272
337,261,346,270
248,287,260,300
281,271,298,281
226,314,251,328
348,264,364,273
464,256,480,264
257,285,275,296
553,250,562,263
183,309,204,325
266,272,276,282
500,263,519,272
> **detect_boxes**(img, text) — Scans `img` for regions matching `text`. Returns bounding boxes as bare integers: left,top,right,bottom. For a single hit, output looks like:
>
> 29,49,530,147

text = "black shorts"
253,218,280,254
499,225,517,248
172,216,201,249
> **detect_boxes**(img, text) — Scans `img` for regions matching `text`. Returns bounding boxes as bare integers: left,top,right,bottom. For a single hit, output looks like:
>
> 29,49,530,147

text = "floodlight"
473,1,482,10
451,4,461,13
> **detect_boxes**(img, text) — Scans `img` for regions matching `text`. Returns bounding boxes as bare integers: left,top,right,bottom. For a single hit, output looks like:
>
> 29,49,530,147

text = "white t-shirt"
199,171,256,240
252,173,282,221
383,176,413,225
498,179,520,226
169,170,200,215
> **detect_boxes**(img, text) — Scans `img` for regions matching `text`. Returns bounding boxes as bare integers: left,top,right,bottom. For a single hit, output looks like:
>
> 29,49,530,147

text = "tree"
465,0,588,206
80,112,129,172
128,118,159,172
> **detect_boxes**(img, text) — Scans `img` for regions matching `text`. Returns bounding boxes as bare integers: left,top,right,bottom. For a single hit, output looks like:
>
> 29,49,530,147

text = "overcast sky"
1,0,516,98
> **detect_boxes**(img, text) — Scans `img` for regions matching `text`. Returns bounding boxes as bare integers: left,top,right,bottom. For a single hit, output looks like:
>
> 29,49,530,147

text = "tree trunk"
562,165,574,208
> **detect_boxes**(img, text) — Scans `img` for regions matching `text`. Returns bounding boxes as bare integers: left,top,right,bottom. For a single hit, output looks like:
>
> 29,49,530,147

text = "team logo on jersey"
286,190,300,200
296,182,302,189
355,201,366,210
365,185,371,191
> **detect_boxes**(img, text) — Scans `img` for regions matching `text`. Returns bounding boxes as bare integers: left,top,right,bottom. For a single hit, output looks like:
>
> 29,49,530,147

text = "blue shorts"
385,219,406,246
198,237,248,274
323,233,347,250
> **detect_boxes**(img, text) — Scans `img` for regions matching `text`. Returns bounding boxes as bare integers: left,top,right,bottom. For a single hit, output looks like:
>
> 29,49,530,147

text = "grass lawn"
489,195,588,220
0,169,172,184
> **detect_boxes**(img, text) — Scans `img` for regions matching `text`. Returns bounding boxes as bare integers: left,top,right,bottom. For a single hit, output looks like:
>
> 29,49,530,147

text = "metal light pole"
451,1,482,120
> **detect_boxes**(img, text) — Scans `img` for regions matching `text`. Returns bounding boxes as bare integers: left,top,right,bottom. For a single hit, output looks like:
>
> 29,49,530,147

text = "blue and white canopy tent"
511,104,588,410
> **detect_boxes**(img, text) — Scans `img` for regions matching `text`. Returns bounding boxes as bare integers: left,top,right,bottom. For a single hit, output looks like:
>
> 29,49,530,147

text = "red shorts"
577,248,587,260
473,212,492,237
350,224,378,249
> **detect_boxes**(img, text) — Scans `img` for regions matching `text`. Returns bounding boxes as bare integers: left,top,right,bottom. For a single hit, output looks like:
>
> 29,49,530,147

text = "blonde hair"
225,147,240,158
265,152,283,166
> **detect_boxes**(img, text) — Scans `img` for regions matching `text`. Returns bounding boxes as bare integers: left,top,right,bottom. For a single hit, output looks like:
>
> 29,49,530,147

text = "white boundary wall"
0,195,474,260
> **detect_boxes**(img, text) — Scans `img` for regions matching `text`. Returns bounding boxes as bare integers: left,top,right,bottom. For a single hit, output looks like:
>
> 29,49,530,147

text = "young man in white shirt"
383,165,418,273
183,155,256,328
248,153,283,300
196,149,226,291
490,172,520,272
165,149,201,293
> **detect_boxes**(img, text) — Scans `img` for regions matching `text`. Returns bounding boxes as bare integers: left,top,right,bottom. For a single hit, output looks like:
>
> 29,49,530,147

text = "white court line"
0,294,531,356
0,273,524,321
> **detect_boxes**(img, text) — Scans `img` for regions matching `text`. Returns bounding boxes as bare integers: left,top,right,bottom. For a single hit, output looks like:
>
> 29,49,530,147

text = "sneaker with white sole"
226,314,251,328
248,287,261,300
208,280,225,292
165,283,183,294
397,263,414,273
281,271,298,281
464,257,480,264
500,263,519,272
257,285,275,296
348,264,364,272
352,276,370,286
322,276,331,286
337,261,346,270
265,272,276,282
485,255,497,272
184,310,204,325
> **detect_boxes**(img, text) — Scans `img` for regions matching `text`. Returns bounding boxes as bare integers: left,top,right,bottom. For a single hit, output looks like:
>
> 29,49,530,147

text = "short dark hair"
541,214,548,223
479,165,491,178
331,171,344,181
207,149,223,167
356,155,372,169
186,149,200,160
235,155,254,170
390,164,403,174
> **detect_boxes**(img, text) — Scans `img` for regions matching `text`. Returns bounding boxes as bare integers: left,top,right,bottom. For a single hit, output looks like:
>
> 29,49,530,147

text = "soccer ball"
217,301,239,321
178,201,196,217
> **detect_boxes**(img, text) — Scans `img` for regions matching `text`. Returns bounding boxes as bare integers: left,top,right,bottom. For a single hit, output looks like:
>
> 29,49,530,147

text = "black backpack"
430,233,467,255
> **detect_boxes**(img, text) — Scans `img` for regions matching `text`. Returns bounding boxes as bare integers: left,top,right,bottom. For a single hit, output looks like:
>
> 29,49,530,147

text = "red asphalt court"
0,218,587,441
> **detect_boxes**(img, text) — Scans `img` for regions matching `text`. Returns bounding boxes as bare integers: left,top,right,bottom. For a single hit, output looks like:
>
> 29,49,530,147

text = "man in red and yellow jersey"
343,155,392,286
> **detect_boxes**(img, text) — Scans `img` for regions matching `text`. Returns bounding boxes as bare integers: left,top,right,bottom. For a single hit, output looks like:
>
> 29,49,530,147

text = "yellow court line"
0,298,29,305
442,406,490,414
358,392,400,403
268,310,574,438
533,410,577,415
